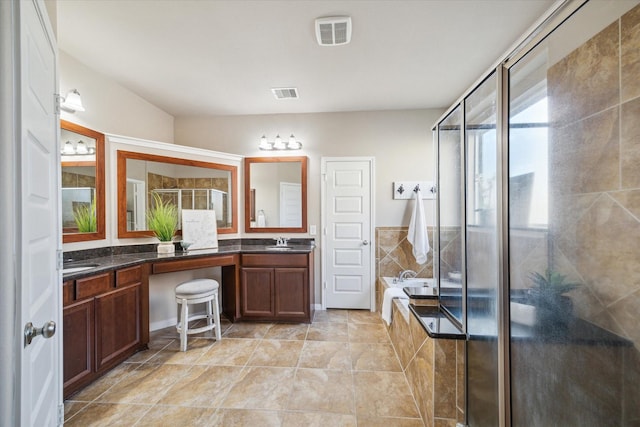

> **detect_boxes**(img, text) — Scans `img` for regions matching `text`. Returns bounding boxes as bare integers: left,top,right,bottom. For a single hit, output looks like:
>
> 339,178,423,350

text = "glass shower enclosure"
432,1,640,425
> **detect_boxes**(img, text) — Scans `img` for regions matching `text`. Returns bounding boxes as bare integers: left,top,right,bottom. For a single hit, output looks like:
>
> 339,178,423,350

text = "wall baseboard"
150,318,177,332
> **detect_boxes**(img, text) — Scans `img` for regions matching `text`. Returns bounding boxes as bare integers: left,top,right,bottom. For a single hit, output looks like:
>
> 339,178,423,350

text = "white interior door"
322,158,374,310
127,178,146,230
279,182,302,227
19,1,62,425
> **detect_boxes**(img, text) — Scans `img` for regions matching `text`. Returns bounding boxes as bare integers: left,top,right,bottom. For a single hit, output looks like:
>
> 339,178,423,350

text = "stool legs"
180,297,189,352
206,300,213,327
213,292,222,340
175,289,221,351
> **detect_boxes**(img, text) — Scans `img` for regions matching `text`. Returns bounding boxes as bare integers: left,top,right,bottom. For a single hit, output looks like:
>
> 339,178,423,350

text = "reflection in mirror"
244,157,307,233
117,151,238,238
61,120,105,243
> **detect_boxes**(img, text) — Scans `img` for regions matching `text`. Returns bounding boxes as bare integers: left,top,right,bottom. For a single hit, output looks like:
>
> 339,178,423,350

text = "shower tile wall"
546,4,640,424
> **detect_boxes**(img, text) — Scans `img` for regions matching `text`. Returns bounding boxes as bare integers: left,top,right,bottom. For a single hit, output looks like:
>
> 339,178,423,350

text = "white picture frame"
181,209,218,250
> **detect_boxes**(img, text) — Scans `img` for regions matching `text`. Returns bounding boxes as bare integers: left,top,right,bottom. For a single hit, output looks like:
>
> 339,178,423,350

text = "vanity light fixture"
61,89,86,113
75,140,88,154
60,140,95,156
258,134,303,151
62,141,75,155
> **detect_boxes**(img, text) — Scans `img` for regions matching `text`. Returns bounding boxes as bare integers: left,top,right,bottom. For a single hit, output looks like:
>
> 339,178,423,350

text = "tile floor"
64,310,424,426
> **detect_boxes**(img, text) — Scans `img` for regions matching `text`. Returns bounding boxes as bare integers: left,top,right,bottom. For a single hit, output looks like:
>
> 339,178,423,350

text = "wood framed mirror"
244,156,308,233
117,150,238,238
61,120,106,243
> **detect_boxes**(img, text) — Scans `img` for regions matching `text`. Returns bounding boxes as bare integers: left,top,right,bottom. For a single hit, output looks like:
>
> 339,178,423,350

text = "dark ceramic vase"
535,295,573,330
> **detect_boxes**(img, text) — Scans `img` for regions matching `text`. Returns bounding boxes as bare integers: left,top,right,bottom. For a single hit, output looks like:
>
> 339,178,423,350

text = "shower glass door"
437,105,464,325
507,1,640,425
465,72,499,427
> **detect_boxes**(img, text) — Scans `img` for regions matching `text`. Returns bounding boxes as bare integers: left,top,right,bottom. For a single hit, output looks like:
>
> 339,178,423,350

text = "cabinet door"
274,268,308,319
95,283,141,371
241,267,275,318
63,298,94,397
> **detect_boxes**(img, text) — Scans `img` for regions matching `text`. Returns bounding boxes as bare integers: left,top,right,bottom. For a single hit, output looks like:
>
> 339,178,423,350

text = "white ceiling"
56,0,555,117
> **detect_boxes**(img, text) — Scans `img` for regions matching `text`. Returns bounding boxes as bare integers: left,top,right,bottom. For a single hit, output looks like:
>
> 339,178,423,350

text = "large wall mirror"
61,120,106,243
117,150,238,238
244,156,307,233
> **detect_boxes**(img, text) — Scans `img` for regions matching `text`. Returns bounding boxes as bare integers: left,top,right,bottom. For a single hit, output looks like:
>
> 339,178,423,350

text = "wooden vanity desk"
62,243,314,398
150,253,242,323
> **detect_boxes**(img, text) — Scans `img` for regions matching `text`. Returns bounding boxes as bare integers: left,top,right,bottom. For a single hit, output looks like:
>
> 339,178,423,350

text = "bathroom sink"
265,246,293,251
62,263,99,274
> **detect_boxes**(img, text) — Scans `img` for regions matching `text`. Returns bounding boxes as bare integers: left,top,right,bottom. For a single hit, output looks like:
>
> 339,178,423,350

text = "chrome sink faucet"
396,269,417,283
274,237,289,247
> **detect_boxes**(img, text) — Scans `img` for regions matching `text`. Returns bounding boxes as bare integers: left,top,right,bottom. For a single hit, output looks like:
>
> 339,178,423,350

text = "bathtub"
382,276,435,288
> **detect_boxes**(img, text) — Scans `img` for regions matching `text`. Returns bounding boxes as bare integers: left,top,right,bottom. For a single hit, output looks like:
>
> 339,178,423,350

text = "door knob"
362,240,369,246
24,321,56,347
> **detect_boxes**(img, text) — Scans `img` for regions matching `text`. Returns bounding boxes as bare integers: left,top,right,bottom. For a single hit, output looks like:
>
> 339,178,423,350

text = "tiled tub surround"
376,227,436,312
64,310,426,427
380,278,465,427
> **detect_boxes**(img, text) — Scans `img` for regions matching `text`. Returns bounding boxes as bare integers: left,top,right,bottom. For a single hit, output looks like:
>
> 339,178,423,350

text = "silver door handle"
362,240,369,246
24,321,56,347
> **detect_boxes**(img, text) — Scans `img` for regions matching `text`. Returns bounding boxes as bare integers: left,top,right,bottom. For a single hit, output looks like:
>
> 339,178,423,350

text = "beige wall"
175,109,443,233
59,51,174,143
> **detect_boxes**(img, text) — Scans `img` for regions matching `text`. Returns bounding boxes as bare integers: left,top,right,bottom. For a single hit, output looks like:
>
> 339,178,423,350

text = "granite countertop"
409,305,466,340
408,303,632,347
62,240,315,281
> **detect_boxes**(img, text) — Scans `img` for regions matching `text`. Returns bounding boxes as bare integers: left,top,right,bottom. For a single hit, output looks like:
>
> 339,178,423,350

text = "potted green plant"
146,193,178,253
526,269,581,328
73,199,97,232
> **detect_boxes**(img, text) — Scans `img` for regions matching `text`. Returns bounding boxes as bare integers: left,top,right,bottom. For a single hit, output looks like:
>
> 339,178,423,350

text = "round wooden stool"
175,278,221,351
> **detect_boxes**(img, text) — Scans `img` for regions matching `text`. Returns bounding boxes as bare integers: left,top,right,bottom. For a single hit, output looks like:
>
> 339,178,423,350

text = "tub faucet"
397,269,417,283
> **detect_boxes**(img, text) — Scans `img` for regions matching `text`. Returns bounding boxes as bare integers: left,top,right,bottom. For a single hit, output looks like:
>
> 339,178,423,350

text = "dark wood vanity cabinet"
63,296,94,393
240,252,313,322
63,265,148,398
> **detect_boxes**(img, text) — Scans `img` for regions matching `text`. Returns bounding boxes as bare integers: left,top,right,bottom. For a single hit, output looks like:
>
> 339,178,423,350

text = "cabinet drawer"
116,265,142,287
242,253,307,267
75,272,113,300
63,280,74,306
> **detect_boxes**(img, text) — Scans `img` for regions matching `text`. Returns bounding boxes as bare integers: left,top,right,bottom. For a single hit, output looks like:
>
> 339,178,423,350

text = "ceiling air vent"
315,16,352,46
271,87,299,100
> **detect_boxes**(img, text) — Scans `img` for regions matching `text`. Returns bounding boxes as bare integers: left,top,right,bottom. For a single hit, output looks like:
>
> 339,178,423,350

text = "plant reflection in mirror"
146,192,178,242
73,198,97,232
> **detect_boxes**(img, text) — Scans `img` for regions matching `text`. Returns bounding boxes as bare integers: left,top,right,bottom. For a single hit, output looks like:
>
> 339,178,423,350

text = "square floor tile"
65,403,151,427
306,322,349,342
354,371,420,418
221,367,295,410
157,365,244,407
298,341,351,370
350,342,402,372
247,340,303,367
196,338,259,366
287,368,355,414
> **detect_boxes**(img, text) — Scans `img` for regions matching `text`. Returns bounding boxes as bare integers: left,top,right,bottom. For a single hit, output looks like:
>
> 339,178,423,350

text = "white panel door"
323,158,374,309
19,1,61,425
279,182,302,227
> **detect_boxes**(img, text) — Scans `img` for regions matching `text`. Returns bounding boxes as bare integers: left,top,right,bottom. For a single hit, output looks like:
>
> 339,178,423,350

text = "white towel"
382,287,409,325
257,210,266,227
407,189,430,264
